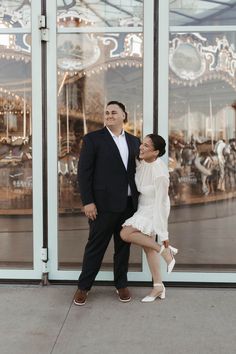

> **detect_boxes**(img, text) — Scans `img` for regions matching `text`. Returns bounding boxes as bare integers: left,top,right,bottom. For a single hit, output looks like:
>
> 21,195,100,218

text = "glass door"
159,0,236,283
48,0,155,281
0,0,43,279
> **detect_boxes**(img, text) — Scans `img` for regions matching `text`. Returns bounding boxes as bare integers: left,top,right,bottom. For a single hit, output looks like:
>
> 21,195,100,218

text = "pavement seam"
50,299,73,354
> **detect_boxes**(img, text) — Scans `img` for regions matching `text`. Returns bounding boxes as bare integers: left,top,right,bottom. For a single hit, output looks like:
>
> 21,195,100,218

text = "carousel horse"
170,138,233,199
225,139,236,190
194,140,231,195
214,140,231,191
0,137,32,190
194,152,218,195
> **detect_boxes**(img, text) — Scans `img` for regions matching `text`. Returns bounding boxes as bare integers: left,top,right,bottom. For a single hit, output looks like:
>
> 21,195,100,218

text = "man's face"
104,104,125,130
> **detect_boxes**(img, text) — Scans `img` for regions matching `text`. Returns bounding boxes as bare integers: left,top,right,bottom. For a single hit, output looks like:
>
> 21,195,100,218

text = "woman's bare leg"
121,226,175,274
143,247,164,297
143,247,162,284
120,226,161,252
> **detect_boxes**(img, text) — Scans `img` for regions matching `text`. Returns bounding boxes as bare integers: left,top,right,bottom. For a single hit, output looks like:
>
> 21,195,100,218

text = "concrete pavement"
0,284,236,354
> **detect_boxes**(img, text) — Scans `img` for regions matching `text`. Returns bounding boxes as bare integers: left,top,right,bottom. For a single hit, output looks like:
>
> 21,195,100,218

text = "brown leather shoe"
116,287,131,302
73,289,88,306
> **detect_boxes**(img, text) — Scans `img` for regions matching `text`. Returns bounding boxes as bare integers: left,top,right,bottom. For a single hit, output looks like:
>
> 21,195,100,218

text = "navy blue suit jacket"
78,127,140,212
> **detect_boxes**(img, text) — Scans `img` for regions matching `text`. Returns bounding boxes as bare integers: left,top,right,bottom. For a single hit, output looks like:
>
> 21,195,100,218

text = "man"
74,101,140,305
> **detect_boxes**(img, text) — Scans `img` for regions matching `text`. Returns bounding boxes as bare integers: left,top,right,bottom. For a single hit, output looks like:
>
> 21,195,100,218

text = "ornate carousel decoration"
0,0,31,28
169,34,236,90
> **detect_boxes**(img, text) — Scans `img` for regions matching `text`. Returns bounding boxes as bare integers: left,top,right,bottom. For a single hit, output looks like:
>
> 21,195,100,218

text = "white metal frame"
47,0,155,281
0,0,43,279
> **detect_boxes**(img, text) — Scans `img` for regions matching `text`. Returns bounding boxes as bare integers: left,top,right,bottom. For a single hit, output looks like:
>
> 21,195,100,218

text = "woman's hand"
162,240,169,248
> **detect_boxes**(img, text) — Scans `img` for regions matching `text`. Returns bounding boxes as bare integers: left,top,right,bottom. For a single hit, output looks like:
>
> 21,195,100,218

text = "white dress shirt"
106,126,131,195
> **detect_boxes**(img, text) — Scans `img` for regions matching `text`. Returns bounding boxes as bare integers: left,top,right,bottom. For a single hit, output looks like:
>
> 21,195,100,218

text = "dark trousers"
78,198,134,290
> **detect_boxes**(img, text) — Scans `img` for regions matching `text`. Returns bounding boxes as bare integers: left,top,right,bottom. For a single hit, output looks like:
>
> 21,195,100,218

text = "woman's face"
139,136,159,162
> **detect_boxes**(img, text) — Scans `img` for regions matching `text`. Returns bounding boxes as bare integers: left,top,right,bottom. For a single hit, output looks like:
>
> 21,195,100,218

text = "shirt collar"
106,126,125,138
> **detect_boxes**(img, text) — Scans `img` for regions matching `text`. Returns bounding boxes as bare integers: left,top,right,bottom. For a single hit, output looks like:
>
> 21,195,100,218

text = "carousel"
56,31,143,211
169,33,236,206
0,0,143,213
0,6,32,213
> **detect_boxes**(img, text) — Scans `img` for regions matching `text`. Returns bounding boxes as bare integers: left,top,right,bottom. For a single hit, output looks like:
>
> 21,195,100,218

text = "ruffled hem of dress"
122,215,155,237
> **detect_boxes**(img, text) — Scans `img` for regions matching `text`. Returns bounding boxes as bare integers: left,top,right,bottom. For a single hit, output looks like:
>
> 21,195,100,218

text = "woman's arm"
153,175,170,242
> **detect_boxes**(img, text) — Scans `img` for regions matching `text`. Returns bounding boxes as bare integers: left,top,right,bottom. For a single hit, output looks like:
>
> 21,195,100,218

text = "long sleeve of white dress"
152,175,170,242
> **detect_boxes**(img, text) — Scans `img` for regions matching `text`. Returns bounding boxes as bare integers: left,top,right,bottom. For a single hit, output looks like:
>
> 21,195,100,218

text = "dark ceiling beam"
57,0,76,11
201,0,232,7
170,9,199,21
80,0,112,26
189,3,236,25
180,1,236,25
100,0,134,17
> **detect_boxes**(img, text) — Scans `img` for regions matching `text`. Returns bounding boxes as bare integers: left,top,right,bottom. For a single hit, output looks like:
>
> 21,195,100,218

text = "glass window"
170,0,236,26
57,1,143,271
57,0,143,28
169,31,236,271
0,31,32,269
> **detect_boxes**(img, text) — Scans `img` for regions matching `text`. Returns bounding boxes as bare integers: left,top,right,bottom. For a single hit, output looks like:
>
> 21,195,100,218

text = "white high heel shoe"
141,283,166,303
160,245,178,273
160,245,178,256
169,245,178,255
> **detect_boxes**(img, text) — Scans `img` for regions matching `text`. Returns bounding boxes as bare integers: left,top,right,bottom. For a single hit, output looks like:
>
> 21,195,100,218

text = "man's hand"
84,203,97,220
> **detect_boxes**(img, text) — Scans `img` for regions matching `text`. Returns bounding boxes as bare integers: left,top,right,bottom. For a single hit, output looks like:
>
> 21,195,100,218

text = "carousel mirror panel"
0,30,32,267
57,1,143,271
169,31,236,271
169,0,236,26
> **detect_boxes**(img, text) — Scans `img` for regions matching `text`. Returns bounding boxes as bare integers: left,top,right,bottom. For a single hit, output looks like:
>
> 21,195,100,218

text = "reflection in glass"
0,0,31,28
57,31,143,270
0,32,32,268
169,32,236,271
169,0,236,26
57,0,143,28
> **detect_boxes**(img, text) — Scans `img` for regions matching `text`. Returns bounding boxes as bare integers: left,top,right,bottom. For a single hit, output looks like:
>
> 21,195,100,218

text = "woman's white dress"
123,158,170,241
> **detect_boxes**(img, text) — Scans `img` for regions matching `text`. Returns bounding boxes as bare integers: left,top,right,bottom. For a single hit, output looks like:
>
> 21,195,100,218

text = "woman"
120,134,178,302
